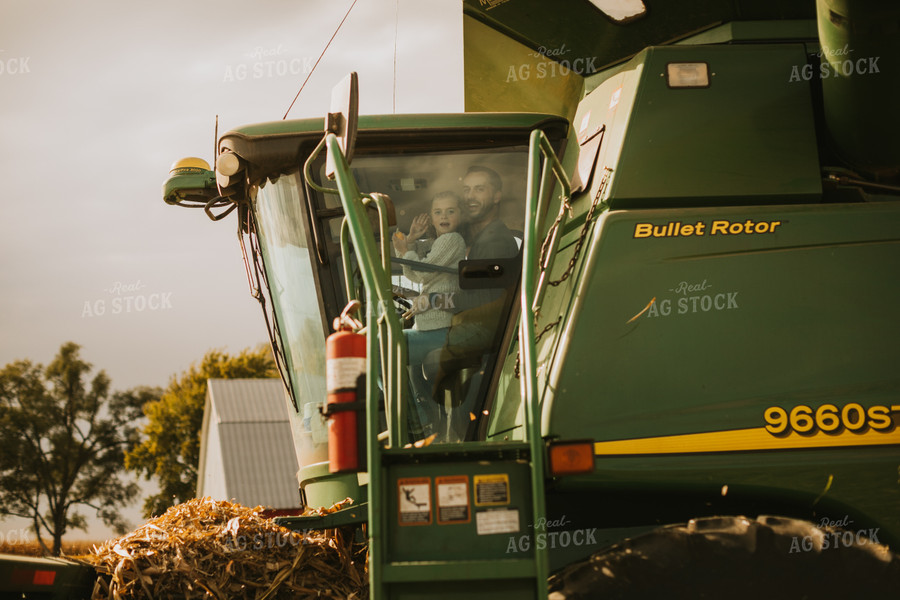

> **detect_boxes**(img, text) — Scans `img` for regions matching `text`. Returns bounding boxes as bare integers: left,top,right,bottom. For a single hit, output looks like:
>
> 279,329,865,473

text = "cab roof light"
548,440,595,477
216,151,242,177
666,62,710,88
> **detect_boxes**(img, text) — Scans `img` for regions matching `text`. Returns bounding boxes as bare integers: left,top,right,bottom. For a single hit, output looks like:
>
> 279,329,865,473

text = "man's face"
462,171,500,223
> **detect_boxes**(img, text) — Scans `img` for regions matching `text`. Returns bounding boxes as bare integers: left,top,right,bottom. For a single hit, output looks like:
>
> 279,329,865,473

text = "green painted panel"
610,44,822,206
463,14,583,120
541,200,900,540
299,461,367,508
385,458,534,563
815,0,900,175
226,113,569,139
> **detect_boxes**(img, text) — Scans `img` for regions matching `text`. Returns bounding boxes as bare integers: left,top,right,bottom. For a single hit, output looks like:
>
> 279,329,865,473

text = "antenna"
283,0,360,120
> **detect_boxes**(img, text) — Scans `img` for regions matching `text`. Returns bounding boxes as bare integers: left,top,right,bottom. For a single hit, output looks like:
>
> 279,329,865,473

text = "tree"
125,345,276,518
0,342,158,556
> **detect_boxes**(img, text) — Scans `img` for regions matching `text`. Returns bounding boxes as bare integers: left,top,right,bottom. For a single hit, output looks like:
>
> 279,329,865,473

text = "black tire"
548,515,900,600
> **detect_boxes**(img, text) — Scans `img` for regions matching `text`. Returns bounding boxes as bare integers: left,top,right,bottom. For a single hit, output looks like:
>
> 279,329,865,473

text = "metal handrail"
320,132,411,600
339,217,356,304
303,136,336,195
521,128,573,600
324,134,408,448
339,193,392,312
530,132,573,318
361,193,392,274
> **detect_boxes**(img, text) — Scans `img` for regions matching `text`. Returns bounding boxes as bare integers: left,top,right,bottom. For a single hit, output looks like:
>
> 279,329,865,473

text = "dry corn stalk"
80,497,367,600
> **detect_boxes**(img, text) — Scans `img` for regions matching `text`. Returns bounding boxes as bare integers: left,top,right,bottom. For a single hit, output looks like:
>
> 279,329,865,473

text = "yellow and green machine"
158,0,900,597
9,0,895,598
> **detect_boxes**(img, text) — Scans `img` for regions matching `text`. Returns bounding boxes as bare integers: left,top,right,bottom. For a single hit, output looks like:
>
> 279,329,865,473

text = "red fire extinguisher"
325,301,366,473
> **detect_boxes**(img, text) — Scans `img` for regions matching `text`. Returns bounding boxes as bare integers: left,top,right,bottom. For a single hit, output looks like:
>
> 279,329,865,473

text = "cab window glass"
315,148,527,442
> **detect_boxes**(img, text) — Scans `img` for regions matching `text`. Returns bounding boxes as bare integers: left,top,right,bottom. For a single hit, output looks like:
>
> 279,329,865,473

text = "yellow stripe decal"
594,427,900,456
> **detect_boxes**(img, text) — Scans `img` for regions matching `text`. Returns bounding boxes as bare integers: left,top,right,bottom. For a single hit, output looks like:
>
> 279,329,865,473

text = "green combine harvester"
4,0,898,598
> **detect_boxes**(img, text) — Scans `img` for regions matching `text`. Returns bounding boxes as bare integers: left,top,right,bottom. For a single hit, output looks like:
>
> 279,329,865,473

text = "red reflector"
549,441,595,476
33,569,57,585
8,568,57,586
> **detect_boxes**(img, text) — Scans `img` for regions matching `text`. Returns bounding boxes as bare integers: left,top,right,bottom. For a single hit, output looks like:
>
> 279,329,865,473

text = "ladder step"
382,558,536,583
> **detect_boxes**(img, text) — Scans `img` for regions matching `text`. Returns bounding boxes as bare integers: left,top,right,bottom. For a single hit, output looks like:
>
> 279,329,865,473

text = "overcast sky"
0,0,461,541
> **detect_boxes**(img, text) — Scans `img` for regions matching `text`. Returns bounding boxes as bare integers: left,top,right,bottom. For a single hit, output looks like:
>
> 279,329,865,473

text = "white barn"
197,379,301,513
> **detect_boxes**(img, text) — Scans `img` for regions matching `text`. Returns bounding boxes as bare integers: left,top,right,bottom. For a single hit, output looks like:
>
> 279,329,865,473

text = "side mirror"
163,157,217,206
325,72,359,179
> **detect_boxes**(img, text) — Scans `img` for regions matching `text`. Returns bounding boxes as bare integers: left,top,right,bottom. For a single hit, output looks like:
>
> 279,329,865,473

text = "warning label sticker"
436,476,470,525
476,508,520,535
326,356,365,393
397,477,431,526
474,474,510,506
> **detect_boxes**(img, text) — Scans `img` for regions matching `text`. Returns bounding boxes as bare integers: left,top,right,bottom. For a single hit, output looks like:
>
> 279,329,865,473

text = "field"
0,539,105,558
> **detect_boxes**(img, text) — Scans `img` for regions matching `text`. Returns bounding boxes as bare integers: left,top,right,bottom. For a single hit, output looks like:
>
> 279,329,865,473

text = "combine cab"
161,0,900,598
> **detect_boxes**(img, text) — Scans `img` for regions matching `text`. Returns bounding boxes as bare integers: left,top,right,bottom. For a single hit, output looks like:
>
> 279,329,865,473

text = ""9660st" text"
764,403,898,436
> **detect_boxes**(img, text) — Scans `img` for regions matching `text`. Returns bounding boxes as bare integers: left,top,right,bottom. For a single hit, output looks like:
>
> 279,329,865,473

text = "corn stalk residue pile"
83,497,367,600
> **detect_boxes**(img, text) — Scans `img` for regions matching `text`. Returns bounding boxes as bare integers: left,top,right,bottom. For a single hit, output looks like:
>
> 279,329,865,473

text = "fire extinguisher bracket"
320,401,366,417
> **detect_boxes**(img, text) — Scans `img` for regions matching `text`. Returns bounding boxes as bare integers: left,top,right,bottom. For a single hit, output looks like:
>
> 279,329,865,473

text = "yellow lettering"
711,220,729,235
635,219,782,240
764,406,788,435
815,404,840,432
789,405,815,433
842,403,866,431
766,402,896,436
867,406,893,431
634,223,652,238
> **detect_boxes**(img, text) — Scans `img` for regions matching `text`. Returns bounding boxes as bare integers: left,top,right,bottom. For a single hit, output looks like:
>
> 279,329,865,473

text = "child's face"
431,197,462,235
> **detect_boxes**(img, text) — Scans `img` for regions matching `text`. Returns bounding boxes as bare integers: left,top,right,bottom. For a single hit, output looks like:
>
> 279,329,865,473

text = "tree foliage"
125,345,276,518
0,342,158,555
